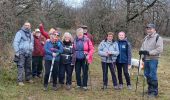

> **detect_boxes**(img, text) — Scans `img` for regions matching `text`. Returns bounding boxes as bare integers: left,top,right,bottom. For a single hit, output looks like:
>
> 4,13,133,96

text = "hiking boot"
127,85,132,90
43,86,48,91
82,87,88,91
52,86,58,91
114,86,119,90
75,86,81,89
66,85,71,90
101,85,107,90
148,94,156,99
118,84,123,89
18,82,24,86
26,80,34,83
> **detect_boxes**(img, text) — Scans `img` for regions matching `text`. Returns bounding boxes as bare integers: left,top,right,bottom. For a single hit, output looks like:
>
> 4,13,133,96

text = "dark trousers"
59,63,74,85
102,62,117,86
116,63,131,86
75,59,89,87
17,54,32,82
44,60,59,87
32,56,43,77
144,60,158,96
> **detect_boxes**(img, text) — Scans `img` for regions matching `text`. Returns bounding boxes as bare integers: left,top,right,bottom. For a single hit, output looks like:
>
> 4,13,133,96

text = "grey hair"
62,32,73,42
76,28,84,36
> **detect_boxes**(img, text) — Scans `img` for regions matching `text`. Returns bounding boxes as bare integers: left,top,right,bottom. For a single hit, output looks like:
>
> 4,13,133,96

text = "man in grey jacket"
139,23,163,97
13,21,34,86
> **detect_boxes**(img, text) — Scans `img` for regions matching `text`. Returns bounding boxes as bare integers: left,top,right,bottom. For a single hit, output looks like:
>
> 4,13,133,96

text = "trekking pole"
48,57,55,83
142,55,146,97
103,57,108,90
135,54,142,92
85,54,92,90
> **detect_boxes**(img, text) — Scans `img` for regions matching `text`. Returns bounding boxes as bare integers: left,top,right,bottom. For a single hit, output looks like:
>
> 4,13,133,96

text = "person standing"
72,28,94,91
139,23,163,98
13,21,34,86
43,31,63,91
81,25,94,45
98,32,119,90
59,32,74,90
32,29,46,78
116,31,132,90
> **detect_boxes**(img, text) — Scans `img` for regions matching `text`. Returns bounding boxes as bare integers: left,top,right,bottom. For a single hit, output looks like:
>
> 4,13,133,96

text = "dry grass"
0,41,170,100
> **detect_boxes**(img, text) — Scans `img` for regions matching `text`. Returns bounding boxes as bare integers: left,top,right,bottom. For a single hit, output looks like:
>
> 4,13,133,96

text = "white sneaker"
18,82,24,86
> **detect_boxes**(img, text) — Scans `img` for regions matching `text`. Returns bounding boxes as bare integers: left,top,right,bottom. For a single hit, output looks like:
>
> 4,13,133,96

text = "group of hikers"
13,21,163,98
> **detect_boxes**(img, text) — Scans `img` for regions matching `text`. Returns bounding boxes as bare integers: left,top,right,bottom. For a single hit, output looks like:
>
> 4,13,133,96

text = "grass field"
0,41,170,100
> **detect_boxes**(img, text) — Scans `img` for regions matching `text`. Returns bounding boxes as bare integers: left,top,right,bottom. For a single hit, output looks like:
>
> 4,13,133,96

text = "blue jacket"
44,40,63,61
13,27,34,55
116,39,132,65
98,40,119,63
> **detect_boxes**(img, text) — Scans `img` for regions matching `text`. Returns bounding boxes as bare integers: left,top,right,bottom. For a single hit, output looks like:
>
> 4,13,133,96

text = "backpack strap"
156,34,159,43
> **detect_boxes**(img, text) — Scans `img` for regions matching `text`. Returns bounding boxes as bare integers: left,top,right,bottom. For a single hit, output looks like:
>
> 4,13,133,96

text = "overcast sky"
64,0,83,8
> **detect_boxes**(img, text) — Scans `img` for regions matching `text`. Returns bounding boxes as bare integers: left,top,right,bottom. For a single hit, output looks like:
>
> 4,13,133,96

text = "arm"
149,37,163,55
88,40,94,56
127,42,132,65
39,24,50,39
98,42,108,57
13,31,21,55
110,42,119,56
44,42,53,55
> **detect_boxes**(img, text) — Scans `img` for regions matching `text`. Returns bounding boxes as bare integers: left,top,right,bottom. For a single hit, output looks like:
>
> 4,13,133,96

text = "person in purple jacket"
116,31,132,90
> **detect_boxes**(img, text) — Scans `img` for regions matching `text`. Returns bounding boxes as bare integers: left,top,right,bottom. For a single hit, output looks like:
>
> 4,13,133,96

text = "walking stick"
135,54,142,92
102,57,108,90
142,55,146,97
48,57,55,83
85,54,92,90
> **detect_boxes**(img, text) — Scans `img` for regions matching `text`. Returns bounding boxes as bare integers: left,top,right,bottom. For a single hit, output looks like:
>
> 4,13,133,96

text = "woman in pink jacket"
72,28,94,91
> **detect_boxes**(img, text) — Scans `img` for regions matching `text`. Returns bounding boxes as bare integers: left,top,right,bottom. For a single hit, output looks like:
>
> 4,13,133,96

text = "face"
50,33,59,42
118,32,126,40
65,35,71,42
83,28,88,33
24,22,31,30
107,34,113,41
146,28,156,35
77,32,83,39
35,32,41,37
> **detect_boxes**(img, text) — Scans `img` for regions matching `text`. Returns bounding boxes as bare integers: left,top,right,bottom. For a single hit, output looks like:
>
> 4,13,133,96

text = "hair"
76,28,84,36
48,28,56,34
62,32,73,42
105,32,115,42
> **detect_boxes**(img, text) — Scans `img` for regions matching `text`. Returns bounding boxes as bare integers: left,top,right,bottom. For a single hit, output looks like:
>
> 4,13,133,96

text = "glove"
50,48,58,52
139,50,149,55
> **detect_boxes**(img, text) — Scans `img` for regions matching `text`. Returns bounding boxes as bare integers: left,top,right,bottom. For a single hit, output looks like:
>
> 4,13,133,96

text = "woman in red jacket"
32,29,46,78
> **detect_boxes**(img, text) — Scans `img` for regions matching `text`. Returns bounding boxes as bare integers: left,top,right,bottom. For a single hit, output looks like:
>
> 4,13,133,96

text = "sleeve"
30,34,34,52
98,42,107,57
13,31,21,54
39,24,50,39
44,42,52,55
127,42,132,65
88,39,94,56
149,37,163,55
56,42,63,54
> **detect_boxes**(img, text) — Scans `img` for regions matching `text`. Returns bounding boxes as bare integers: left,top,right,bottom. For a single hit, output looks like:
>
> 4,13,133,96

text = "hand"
39,23,43,27
139,50,149,55
46,39,50,42
50,48,57,52
128,65,131,70
86,55,89,60
52,53,57,57
15,53,20,57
